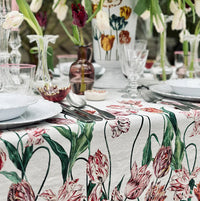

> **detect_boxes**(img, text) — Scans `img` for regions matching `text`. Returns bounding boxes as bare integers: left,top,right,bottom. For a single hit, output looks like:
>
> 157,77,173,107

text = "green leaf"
85,0,92,17
47,46,54,71
22,145,33,176
1,139,23,171
29,46,38,54
42,133,69,183
142,135,152,166
87,181,96,198
116,176,124,191
0,171,21,184
134,0,151,16
53,126,72,141
16,0,43,35
162,116,174,147
72,25,80,43
172,131,184,170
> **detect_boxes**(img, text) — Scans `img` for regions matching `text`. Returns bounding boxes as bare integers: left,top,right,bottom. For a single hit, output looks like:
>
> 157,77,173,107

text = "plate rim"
150,83,200,102
0,99,62,129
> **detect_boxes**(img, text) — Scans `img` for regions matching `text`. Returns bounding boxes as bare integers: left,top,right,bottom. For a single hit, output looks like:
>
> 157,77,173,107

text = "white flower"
3,11,24,29
172,9,186,30
140,10,150,20
82,0,85,7
170,0,179,14
53,0,68,21
96,10,110,32
179,29,190,43
30,0,43,13
153,13,165,33
195,0,200,17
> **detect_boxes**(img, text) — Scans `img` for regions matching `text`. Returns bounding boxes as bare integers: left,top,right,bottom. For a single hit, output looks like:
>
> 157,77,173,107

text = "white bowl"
0,93,37,121
167,78,200,97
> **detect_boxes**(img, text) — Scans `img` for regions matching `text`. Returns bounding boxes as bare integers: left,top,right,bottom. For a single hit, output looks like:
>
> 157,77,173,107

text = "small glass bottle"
69,45,94,95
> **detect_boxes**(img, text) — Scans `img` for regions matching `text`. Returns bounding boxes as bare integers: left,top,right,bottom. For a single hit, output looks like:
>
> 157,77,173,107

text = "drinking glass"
0,64,36,94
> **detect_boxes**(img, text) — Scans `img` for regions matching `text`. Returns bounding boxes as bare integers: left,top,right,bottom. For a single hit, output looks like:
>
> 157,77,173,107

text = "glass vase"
184,34,200,78
0,0,11,90
151,16,173,81
27,35,58,89
69,45,94,95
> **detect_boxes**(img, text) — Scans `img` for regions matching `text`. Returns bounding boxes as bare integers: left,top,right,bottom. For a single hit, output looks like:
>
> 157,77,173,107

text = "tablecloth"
0,89,200,201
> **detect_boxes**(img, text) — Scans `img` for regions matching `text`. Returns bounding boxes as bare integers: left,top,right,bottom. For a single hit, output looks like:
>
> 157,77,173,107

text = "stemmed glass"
121,48,149,98
118,40,147,93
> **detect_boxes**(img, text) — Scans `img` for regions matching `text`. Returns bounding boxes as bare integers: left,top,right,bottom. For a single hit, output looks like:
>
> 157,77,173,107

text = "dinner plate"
0,94,37,121
166,79,200,96
0,99,62,129
150,83,200,102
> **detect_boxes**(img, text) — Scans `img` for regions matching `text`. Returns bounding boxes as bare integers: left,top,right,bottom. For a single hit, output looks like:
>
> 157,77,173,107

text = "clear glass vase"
184,34,200,78
151,16,173,81
27,35,58,90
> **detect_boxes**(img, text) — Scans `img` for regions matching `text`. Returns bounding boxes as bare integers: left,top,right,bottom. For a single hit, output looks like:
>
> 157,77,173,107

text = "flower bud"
3,11,23,29
141,10,150,20
30,0,43,13
195,0,200,17
172,9,186,30
153,13,165,33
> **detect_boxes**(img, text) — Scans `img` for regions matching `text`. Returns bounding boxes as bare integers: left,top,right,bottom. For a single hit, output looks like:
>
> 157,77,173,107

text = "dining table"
0,76,200,201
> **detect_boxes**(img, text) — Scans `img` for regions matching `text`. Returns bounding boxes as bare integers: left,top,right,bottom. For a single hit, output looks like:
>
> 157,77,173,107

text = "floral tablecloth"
0,89,200,201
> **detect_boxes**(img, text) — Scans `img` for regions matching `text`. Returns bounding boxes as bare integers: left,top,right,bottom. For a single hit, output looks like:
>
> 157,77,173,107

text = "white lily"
3,11,24,29
153,13,165,33
172,9,186,30
195,0,200,17
53,0,68,21
170,0,179,14
30,0,43,13
141,10,150,20
96,10,110,32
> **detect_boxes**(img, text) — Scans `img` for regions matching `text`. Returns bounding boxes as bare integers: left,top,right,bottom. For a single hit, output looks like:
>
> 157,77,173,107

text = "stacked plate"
149,78,200,101
0,93,62,129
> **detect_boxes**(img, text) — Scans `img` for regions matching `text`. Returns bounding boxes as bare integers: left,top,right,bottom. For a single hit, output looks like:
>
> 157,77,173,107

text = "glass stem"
160,30,166,81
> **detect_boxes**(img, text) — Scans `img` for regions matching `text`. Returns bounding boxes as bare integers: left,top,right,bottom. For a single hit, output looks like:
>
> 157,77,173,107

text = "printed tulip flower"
124,161,151,199
3,11,24,29
109,14,128,31
40,178,85,201
7,180,35,201
120,6,132,20
145,182,167,201
0,148,6,171
119,30,131,44
87,149,109,183
111,186,123,201
194,182,200,201
153,146,172,178
101,34,115,51
88,183,102,201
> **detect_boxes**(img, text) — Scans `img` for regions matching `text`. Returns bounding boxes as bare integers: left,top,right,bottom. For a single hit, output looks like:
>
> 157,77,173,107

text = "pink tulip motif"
124,161,151,199
0,148,6,171
111,186,123,201
88,183,102,201
87,149,109,183
153,146,172,178
7,180,35,201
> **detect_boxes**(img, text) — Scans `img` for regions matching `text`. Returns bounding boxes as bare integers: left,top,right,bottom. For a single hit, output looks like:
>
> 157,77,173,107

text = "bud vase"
0,0,11,90
69,45,94,95
151,16,173,81
27,35,58,90
184,34,200,78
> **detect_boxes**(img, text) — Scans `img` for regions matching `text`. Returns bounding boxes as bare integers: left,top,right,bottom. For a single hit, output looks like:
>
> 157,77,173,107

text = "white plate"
0,99,62,129
150,83,200,102
0,94,37,121
166,79,200,96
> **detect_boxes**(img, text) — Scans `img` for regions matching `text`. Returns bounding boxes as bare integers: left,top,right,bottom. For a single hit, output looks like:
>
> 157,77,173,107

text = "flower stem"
160,30,166,81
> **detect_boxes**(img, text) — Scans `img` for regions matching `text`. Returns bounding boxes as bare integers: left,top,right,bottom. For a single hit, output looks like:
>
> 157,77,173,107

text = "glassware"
27,35,58,90
151,16,173,81
69,45,95,95
184,34,200,78
121,48,149,98
0,64,36,94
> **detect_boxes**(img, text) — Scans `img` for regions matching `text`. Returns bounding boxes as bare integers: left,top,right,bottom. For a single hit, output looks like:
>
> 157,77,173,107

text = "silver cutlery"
137,85,190,111
66,93,116,120
60,102,103,121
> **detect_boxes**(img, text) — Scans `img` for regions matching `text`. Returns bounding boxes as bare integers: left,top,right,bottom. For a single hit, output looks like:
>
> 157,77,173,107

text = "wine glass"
121,48,149,98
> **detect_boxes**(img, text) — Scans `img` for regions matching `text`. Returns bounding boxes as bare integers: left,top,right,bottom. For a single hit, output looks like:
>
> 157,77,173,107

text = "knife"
60,103,103,121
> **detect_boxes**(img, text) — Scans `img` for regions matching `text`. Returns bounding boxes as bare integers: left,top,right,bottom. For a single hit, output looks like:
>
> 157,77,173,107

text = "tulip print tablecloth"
0,89,200,201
